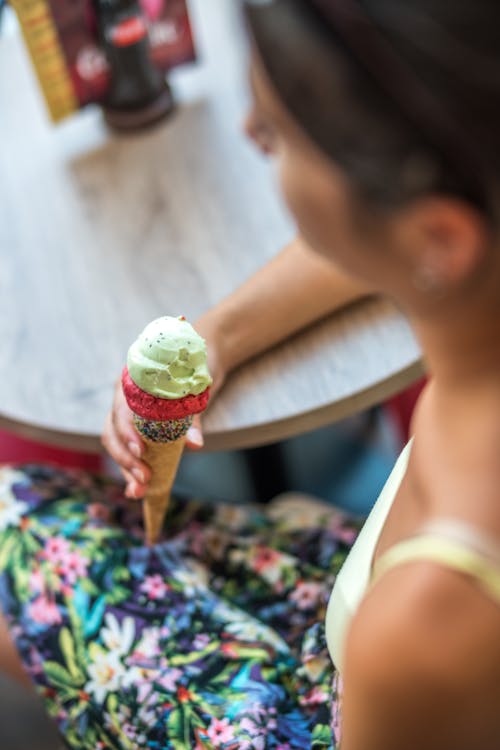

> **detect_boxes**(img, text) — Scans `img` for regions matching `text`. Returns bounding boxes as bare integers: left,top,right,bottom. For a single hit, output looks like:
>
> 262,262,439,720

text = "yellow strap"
371,535,500,603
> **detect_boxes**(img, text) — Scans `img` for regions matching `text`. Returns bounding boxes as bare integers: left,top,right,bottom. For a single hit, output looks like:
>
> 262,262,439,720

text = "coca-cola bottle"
95,0,174,129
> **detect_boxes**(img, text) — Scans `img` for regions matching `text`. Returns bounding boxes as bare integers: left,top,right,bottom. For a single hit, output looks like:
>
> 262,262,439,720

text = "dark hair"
244,0,500,219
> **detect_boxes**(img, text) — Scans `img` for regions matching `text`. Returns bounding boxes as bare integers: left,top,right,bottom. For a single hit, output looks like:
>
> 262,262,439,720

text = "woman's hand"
101,336,226,500
102,383,151,499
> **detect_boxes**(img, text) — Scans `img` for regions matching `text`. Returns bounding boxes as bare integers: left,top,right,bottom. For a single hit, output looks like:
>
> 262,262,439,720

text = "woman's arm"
195,234,374,380
341,566,500,750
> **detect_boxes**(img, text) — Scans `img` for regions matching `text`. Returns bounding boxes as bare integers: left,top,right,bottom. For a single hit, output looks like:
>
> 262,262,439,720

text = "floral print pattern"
0,464,359,749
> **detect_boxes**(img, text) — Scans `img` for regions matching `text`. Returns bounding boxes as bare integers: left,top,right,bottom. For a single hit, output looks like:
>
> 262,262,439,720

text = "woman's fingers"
111,386,144,458
121,468,147,500
101,386,152,490
186,414,204,450
102,413,147,478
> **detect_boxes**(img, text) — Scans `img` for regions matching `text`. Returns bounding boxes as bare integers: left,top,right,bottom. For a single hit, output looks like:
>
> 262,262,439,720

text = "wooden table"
0,0,423,455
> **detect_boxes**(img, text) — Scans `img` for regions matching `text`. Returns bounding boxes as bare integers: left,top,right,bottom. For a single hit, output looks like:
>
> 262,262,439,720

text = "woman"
2,0,500,747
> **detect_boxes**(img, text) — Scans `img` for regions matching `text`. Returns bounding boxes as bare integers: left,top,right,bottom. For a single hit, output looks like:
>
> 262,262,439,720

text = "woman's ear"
393,198,489,292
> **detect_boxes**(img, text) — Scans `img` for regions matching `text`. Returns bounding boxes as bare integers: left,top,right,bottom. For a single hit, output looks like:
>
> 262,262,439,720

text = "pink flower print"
277,745,292,750
28,595,62,626
239,718,260,736
338,527,358,545
299,685,329,706
157,667,183,692
63,552,89,585
42,537,71,565
207,718,235,746
331,671,344,745
136,682,153,705
193,633,210,650
289,581,324,610
132,628,161,660
249,704,266,721
140,574,169,600
26,646,44,676
252,546,281,573
29,568,45,594
329,517,358,546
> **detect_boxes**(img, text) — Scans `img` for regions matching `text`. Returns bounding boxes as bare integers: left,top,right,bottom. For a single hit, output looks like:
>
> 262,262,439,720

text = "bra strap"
371,534,500,603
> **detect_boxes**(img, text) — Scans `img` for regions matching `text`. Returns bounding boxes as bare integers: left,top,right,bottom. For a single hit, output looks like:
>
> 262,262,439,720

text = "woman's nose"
242,111,274,155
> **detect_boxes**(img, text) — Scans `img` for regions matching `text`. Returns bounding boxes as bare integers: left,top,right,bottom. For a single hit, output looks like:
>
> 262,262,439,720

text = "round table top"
0,1,423,454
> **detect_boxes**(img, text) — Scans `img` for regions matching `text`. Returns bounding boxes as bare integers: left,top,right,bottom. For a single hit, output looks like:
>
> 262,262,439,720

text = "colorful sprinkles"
133,414,193,443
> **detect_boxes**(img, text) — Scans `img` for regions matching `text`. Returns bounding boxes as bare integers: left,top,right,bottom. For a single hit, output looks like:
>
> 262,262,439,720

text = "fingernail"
128,442,141,458
132,467,145,483
188,427,203,447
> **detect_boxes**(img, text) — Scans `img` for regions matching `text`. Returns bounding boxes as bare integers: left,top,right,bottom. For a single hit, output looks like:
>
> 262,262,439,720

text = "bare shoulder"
341,563,500,750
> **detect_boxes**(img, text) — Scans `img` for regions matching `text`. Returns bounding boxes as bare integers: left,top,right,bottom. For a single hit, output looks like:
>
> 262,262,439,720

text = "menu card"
12,0,196,121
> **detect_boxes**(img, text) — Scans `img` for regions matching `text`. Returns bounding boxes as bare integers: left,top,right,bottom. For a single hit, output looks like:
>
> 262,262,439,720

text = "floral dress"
0,463,359,749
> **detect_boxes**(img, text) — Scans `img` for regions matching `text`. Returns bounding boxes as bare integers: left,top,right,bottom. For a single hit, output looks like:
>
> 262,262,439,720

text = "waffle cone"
141,434,187,545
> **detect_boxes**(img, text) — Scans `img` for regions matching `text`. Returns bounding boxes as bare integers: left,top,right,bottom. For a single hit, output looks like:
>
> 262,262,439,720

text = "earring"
412,264,445,294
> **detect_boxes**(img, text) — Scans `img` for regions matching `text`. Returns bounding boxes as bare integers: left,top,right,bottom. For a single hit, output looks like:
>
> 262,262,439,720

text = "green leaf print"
51,499,80,518
67,699,91,721
66,599,87,666
0,533,16,572
44,661,83,689
105,694,135,750
107,693,119,713
167,706,191,748
112,565,131,583
64,725,83,749
59,628,84,682
166,707,182,739
23,532,41,554
208,663,241,686
105,584,130,606
80,577,100,597
169,641,220,666
312,722,335,748
95,723,123,750
79,527,125,543
11,544,31,601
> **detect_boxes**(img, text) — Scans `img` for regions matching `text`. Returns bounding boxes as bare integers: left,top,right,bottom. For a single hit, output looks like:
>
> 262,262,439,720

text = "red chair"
0,429,102,472
385,377,426,444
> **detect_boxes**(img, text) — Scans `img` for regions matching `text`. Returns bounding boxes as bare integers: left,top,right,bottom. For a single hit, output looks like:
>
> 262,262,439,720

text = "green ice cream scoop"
127,316,212,399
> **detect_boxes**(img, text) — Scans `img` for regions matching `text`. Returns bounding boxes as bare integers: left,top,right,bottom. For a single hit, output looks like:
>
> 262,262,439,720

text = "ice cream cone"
122,316,212,546
141,433,187,545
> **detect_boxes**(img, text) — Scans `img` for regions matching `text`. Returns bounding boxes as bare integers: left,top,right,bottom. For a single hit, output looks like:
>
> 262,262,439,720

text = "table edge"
204,358,425,451
0,358,424,456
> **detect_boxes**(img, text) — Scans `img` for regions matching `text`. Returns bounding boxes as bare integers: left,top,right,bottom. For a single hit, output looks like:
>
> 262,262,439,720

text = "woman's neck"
408,285,500,446
408,253,500,394
414,311,500,393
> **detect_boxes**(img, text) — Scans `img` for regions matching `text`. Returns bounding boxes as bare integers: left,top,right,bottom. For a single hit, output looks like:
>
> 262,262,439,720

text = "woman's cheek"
276,152,377,278
277,156,339,259
277,155,316,231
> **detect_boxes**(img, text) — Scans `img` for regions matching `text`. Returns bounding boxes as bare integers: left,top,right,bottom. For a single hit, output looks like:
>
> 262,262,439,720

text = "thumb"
186,414,204,450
